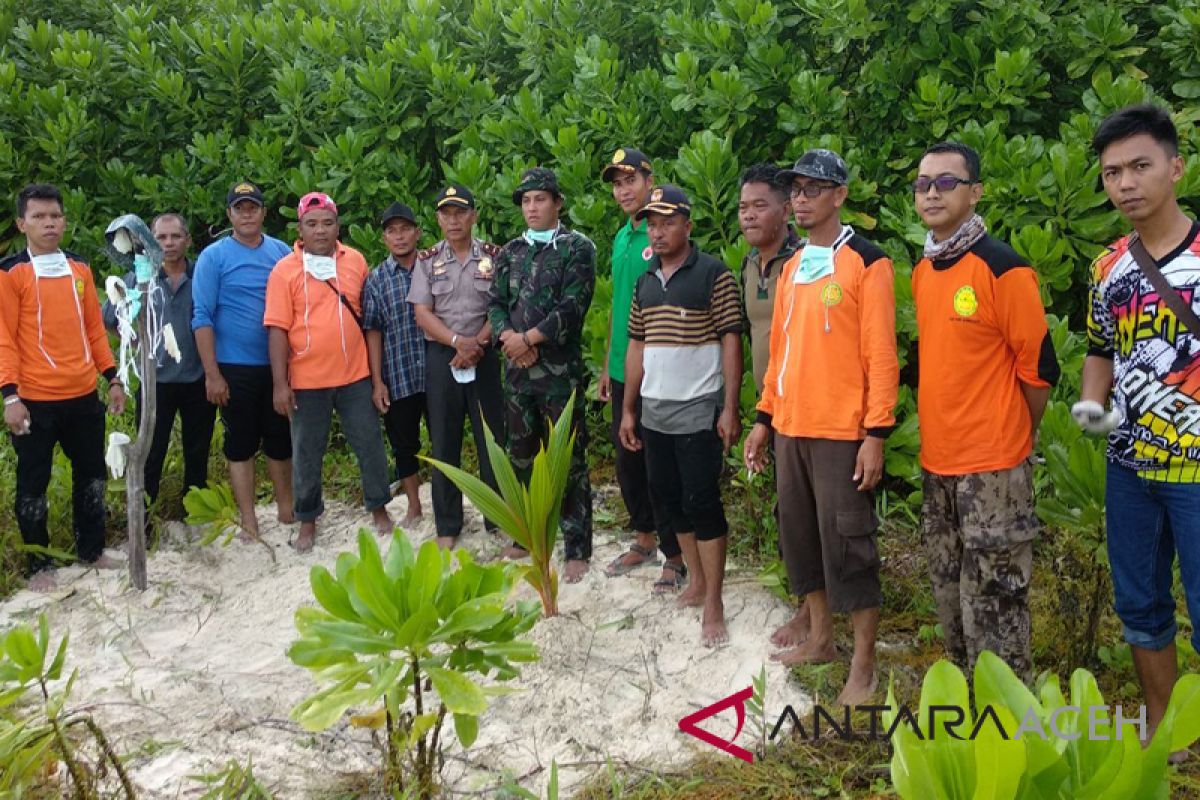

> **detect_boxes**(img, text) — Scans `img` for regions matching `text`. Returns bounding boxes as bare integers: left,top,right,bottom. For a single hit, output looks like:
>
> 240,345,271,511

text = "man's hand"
500,330,532,361
4,399,31,436
618,409,642,452
454,335,483,364
743,423,771,473
513,346,539,370
598,367,611,402
717,406,742,450
108,384,127,416
206,370,230,407
854,436,885,492
1071,399,1121,434
372,381,390,414
273,383,297,419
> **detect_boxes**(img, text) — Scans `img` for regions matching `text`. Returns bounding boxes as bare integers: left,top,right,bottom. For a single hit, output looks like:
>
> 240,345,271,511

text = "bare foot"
677,583,706,609
500,545,529,560
401,511,424,528
701,602,728,648
238,512,260,542
435,536,458,550
28,569,57,592
836,668,878,706
372,508,395,537
563,559,589,584
772,639,837,665
770,606,811,648
277,508,295,525
89,553,124,570
289,522,316,553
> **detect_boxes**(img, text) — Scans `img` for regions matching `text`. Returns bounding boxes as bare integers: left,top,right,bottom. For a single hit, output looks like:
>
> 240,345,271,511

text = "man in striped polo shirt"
619,185,744,647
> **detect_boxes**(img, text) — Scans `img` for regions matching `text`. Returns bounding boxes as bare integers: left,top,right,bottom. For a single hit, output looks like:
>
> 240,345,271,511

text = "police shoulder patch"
417,247,437,261
481,241,500,257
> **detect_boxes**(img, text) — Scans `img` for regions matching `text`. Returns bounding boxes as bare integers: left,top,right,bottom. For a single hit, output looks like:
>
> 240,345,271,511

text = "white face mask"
302,252,338,281
793,246,834,284
30,251,72,278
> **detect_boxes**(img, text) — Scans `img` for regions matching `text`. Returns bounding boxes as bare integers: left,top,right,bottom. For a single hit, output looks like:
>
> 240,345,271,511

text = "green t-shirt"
607,217,651,383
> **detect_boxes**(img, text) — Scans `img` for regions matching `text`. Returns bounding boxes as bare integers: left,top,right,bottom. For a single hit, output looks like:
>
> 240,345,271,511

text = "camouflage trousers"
922,460,1039,682
504,388,593,561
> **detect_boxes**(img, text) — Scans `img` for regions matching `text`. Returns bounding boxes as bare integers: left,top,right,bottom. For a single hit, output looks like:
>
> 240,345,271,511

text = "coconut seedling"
288,533,539,798
423,392,578,617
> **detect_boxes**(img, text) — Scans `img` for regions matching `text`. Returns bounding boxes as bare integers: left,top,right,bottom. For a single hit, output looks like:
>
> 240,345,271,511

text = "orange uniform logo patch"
954,285,978,317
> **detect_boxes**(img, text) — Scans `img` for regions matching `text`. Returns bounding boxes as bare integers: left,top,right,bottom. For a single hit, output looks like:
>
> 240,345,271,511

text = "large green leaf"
425,665,487,715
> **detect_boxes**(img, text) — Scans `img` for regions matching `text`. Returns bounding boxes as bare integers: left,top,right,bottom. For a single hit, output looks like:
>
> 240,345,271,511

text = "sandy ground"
0,485,811,798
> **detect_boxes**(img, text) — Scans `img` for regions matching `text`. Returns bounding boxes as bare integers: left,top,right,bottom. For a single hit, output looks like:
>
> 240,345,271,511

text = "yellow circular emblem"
613,148,626,164
75,279,85,297
651,188,663,202
953,285,978,317
446,186,457,196
820,282,843,307
478,257,493,275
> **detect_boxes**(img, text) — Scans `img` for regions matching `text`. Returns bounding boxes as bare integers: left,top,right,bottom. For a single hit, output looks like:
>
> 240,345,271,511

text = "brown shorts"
775,435,882,613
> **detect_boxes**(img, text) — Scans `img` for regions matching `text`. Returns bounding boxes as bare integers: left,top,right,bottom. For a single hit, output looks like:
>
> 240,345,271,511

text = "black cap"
226,181,264,208
601,147,653,182
634,184,691,221
379,202,417,227
512,167,561,205
436,184,475,210
778,149,849,186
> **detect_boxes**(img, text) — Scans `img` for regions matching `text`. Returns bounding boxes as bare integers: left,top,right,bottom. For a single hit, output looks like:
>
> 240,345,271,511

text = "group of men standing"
2,104,1199,738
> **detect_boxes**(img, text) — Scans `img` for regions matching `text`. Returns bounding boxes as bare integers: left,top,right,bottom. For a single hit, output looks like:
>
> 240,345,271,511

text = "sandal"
651,561,688,595
605,543,659,576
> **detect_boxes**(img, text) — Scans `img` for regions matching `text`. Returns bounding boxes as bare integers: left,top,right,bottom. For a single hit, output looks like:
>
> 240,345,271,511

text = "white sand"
0,485,811,798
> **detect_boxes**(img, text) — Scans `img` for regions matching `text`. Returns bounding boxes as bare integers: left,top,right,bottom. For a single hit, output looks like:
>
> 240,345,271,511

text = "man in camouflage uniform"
488,167,596,583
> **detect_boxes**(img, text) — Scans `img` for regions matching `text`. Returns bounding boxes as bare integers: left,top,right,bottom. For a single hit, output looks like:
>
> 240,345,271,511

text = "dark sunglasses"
912,175,977,194
790,182,839,198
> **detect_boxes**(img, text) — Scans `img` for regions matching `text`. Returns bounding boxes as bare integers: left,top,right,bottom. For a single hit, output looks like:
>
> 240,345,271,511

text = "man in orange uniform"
0,183,126,590
744,150,898,704
911,142,1060,681
264,192,394,552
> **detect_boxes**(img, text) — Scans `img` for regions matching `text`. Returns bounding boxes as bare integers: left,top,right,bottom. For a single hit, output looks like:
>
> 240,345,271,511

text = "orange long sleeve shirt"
757,233,899,440
0,251,116,401
912,236,1059,475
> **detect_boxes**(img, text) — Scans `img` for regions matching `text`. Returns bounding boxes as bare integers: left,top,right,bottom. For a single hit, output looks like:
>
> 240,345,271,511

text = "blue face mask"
793,245,834,284
524,228,556,245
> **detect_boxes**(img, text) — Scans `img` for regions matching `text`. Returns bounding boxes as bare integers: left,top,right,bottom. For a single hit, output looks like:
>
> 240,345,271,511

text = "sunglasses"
912,175,977,194
790,182,839,198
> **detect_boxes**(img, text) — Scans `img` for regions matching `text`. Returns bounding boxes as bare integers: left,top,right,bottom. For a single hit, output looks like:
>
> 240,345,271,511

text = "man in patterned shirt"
364,201,426,527
1079,104,1200,746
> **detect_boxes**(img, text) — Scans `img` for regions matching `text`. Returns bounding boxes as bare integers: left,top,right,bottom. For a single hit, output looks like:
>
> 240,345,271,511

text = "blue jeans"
1106,461,1200,652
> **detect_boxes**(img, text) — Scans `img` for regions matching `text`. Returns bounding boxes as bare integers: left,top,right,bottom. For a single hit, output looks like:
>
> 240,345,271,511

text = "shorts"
641,425,727,541
218,363,292,462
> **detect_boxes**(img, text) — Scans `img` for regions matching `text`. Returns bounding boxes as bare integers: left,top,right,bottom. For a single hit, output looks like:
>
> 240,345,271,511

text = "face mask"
793,245,834,284
303,252,338,281
30,251,72,278
523,228,556,246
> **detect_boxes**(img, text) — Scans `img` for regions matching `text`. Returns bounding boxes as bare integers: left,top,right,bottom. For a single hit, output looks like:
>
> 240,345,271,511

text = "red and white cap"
297,191,338,219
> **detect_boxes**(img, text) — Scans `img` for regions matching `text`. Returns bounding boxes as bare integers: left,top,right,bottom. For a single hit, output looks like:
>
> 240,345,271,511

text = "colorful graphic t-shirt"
1087,221,1200,482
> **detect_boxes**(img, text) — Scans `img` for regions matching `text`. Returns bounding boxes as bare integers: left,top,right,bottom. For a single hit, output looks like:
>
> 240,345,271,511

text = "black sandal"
605,542,659,576
651,562,688,595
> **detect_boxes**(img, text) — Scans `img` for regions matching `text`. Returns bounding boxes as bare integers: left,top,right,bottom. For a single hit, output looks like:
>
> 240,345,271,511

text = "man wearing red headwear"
264,192,395,552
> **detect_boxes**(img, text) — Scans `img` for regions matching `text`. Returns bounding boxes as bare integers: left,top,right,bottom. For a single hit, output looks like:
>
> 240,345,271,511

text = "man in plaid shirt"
364,202,427,526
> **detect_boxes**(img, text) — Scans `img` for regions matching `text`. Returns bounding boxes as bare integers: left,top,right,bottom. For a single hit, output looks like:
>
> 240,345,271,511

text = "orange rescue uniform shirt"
912,235,1059,475
757,233,899,440
263,242,370,390
0,251,116,401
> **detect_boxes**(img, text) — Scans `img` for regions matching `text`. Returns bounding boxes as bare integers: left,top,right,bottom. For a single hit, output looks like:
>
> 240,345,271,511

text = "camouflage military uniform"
922,459,1038,681
488,170,596,561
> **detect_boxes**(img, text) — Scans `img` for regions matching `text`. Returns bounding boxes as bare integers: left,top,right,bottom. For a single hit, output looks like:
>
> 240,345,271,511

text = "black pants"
383,392,426,481
642,425,728,556
11,393,107,574
138,379,216,504
610,380,656,534
425,341,505,538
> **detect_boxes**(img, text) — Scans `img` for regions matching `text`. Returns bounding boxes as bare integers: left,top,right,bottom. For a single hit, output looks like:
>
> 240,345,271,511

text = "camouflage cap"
511,167,562,205
778,149,850,186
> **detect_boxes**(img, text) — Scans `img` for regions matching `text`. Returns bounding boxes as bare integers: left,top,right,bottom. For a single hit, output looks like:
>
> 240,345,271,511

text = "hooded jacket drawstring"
29,250,91,370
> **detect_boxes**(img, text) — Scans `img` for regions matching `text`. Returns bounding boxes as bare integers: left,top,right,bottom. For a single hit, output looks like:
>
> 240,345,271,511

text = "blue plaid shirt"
363,256,426,399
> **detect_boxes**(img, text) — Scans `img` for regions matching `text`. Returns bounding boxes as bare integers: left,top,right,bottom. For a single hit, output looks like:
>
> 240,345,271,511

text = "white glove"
106,432,131,478
162,323,182,364
1072,400,1121,434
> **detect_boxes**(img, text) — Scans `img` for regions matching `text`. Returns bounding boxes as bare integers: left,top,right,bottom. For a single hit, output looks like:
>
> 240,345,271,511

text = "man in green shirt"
599,148,680,592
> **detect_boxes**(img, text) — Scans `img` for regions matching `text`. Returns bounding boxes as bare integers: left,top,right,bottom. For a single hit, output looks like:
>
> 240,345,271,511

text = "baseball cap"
634,184,691,221
379,202,417,227
436,184,475,210
601,148,653,182
512,167,561,205
226,181,264,208
297,191,338,219
778,149,850,186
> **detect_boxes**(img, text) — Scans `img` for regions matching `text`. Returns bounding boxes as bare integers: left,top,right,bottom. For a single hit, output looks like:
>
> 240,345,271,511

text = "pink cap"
297,192,338,219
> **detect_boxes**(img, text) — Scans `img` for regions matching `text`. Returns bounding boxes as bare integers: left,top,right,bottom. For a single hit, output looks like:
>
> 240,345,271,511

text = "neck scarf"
924,214,987,262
